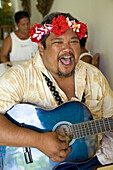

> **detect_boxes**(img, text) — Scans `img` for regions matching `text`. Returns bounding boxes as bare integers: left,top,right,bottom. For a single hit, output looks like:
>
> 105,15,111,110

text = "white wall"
11,0,113,90
10,0,23,14
30,0,43,25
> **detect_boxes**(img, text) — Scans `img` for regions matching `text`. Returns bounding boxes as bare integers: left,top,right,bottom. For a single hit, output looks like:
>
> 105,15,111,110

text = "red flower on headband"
29,15,87,44
29,23,46,43
52,15,68,36
76,21,87,39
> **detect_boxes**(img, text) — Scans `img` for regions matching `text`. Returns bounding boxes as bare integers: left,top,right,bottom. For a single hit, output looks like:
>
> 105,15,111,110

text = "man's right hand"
37,131,71,162
0,114,71,162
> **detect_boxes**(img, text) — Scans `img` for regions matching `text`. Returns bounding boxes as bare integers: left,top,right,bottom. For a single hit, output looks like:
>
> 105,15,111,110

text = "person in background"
0,11,38,63
0,12,113,170
79,36,93,64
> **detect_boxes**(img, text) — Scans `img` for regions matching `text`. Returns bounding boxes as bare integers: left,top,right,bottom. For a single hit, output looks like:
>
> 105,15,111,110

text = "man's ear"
38,43,44,56
14,22,18,30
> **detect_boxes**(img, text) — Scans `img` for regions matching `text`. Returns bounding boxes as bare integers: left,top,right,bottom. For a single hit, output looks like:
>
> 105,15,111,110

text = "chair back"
95,164,113,169
91,53,100,69
0,25,14,40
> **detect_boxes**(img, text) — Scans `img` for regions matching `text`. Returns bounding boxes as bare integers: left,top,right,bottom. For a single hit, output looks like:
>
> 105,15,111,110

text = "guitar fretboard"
70,117,113,139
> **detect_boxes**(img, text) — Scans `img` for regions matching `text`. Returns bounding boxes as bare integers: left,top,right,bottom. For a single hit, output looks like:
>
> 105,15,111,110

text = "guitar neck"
71,117,113,139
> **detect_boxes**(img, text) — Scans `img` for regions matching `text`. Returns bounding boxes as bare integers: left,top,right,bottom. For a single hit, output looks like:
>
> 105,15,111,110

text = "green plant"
0,2,14,26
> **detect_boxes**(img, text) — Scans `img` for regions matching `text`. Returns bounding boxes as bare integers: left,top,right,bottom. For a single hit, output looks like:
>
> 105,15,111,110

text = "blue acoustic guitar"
4,101,113,170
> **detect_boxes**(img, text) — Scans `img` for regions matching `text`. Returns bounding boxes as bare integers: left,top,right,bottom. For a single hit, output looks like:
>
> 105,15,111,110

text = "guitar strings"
69,117,113,139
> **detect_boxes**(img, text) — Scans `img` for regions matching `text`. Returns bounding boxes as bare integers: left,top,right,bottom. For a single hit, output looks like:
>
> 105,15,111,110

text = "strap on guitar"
20,123,33,164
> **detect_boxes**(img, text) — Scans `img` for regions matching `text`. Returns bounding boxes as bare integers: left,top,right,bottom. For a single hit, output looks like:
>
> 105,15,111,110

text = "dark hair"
80,37,87,47
79,30,88,47
15,11,30,24
41,12,77,49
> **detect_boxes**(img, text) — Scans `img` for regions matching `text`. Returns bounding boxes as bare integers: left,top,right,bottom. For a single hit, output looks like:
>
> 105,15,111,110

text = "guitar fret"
91,121,97,134
81,123,87,137
77,123,83,138
87,121,94,135
74,124,81,138
70,117,113,140
108,117,113,130
84,122,90,136
104,118,111,131
95,120,102,133
99,119,106,132
72,124,79,139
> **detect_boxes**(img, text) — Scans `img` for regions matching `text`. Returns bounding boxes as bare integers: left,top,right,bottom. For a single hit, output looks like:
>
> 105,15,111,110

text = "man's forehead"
19,17,30,23
49,29,78,40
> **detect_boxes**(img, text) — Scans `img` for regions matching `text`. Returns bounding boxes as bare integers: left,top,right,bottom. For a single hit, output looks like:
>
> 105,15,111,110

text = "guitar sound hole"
56,125,73,139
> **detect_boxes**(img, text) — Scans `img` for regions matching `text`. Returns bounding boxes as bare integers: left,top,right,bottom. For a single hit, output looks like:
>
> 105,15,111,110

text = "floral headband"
29,15,87,44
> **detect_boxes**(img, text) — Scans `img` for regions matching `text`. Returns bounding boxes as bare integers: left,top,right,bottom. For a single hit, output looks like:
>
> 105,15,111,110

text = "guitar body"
4,101,98,170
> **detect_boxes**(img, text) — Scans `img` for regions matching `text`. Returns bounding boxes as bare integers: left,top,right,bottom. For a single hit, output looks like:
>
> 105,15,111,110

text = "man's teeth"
62,56,71,59
60,56,72,64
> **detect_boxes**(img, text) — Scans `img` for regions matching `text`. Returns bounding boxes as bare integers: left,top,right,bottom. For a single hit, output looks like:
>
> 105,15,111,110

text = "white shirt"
79,52,93,59
9,32,38,61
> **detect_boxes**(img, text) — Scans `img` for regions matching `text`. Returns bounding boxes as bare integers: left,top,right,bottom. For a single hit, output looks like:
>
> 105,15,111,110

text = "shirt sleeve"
0,66,25,114
96,72,113,164
101,75,113,118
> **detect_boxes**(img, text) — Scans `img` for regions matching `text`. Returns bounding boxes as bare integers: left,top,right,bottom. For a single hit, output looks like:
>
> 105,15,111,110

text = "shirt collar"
75,60,87,100
33,51,87,101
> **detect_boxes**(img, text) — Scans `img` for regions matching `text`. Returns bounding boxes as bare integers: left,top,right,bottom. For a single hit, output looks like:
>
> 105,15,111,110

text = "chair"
97,164,113,169
94,163,113,170
91,53,100,69
0,25,14,40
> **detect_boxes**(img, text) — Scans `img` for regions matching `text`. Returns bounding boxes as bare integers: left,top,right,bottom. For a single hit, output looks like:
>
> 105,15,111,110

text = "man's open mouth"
60,56,72,65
